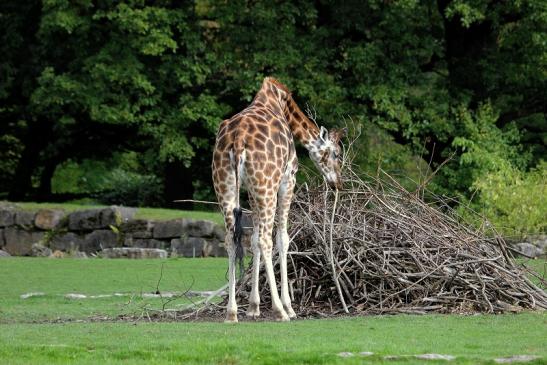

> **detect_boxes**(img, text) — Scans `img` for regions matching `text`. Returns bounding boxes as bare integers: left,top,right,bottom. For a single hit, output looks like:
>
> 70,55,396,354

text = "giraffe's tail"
233,207,244,279
232,145,245,280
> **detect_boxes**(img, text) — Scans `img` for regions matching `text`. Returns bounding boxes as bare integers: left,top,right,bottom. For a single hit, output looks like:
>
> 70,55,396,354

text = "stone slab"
241,212,253,228
49,232,84,252
153,219,189,239
213,225,225,240
15,211,36,227
35,209,65,230
514,242,543,258
120,219,154,238
0,209,15,227
82,229,119,253
101,247,168,259
4,228,44,256
210,238,228,257
171,237,216,257
68,207,136,231
494,355,541,363
185,220,216,237
124,237,167,249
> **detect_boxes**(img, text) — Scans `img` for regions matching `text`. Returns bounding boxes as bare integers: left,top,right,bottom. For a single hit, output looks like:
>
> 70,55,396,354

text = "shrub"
450,103,543,236
460,162,546,237
52,152,164,207
94,169,163,207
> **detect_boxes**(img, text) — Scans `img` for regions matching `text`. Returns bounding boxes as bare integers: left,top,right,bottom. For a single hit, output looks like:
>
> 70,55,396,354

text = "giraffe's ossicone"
212,77,346,322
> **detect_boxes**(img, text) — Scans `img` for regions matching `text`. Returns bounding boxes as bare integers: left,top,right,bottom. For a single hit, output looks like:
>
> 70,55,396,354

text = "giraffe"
212,77,345,322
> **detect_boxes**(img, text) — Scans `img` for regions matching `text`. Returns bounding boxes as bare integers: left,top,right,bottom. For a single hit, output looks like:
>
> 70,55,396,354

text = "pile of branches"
234,165,546,316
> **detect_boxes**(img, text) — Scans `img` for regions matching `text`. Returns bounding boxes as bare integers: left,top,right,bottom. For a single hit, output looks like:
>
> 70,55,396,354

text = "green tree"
1,0,228,205
0,0,544,235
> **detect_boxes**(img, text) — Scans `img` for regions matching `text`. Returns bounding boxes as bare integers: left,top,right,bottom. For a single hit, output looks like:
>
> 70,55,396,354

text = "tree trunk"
8,120,53,201
437,0,493,100
37,158,59,200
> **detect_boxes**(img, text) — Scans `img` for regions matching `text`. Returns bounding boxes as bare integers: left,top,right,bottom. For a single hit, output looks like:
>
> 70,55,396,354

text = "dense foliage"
0,0,545,235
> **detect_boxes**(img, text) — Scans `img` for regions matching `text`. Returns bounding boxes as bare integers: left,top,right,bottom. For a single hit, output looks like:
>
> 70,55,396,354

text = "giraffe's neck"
255,78,320,150
283,95,319,149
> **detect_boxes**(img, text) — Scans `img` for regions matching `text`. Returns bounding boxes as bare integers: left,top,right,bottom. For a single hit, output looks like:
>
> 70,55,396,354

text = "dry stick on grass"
121,264,222,321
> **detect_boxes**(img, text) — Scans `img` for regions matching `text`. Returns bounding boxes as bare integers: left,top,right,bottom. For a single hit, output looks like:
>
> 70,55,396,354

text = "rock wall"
0,206,231,259
0,205,543,260
512,236,547,258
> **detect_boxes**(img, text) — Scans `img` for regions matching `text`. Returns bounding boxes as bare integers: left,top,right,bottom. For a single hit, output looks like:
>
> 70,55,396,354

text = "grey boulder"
4,228,44,256
0,209,15,227
34,209,65,230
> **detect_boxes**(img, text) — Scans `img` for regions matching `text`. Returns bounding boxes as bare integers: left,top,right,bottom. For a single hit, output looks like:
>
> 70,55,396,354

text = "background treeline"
0,0,545,236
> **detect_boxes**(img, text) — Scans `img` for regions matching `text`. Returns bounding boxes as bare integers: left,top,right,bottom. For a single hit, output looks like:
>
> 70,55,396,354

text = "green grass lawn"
1,313,546,365
13,201,224,225
0,258,228,322
0,257,546,365
518,258,546,288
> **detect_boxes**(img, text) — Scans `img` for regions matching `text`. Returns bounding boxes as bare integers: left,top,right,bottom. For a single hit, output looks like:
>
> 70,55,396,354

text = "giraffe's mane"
264,77,291,94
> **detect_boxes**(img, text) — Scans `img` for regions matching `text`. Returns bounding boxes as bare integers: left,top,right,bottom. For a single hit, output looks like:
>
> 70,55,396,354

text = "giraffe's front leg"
262,245,290,322
276,230,296,319
246,229,261,318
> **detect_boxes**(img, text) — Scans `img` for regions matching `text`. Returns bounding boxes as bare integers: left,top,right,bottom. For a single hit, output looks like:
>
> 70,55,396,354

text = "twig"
329,189,348,313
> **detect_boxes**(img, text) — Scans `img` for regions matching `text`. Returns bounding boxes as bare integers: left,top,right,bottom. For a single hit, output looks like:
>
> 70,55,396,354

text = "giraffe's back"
212,106,297,200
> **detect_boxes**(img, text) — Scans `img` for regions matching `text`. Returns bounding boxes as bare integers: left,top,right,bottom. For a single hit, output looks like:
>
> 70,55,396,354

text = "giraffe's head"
309,126,347,190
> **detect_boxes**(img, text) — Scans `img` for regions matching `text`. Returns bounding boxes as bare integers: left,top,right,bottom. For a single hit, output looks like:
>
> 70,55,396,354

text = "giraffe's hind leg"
223,214,239,323
213,168,239,323
246,193,261,318
276,172,297,318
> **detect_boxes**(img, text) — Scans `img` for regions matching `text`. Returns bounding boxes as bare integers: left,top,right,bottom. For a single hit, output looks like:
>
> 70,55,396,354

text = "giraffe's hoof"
274,309,290,322
246,303,260,319
224,311,238,323
285,306,297,319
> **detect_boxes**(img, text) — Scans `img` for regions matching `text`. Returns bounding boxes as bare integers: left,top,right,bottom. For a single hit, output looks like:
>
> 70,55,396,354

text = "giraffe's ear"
330,127,348,143
319,126,329,143
329,128,348,143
